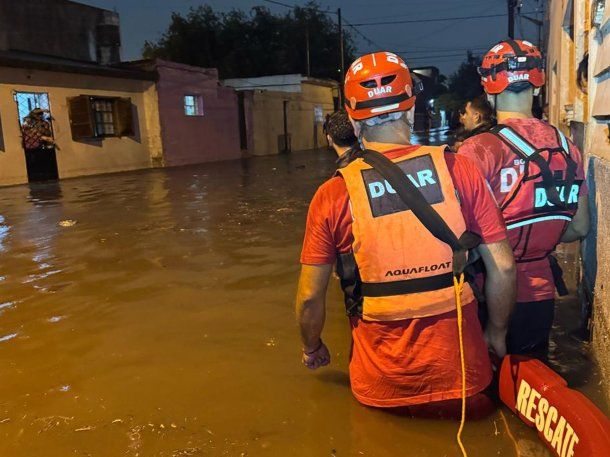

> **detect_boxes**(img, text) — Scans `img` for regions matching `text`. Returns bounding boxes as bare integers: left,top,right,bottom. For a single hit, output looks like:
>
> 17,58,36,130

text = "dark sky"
79,0,544,77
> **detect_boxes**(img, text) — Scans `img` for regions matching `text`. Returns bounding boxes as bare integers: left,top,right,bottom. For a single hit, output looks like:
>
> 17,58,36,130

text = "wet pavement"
0,142,607,456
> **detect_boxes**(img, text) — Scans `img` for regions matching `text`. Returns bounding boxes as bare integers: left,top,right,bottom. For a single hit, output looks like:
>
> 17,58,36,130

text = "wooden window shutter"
68,95,94,139
113,98,134,137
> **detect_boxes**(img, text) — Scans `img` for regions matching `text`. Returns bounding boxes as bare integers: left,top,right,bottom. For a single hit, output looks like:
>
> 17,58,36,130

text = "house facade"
136,60,242,167
223,74,338,156
545,0,610,400
0,1,245,187
0,54,162,186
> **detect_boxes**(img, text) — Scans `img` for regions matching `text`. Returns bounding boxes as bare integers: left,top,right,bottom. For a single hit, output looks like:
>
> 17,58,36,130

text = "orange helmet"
344,52,418,120
478,39,545,94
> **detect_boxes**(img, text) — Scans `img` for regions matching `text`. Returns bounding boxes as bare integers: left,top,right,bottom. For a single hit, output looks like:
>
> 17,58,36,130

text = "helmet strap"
505,39,526,56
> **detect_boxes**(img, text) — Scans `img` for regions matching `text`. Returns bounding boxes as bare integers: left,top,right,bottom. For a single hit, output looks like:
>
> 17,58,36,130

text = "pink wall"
155,60,242,167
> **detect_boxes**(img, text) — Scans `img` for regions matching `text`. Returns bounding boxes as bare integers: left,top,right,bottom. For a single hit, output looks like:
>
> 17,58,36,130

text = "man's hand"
295,264,333,369
478,239,516,357
484,322,507,358
302,339,331,370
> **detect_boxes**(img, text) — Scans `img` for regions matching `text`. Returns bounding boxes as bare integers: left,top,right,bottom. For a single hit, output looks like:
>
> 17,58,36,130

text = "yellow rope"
454,273,468,457
499,410,521,457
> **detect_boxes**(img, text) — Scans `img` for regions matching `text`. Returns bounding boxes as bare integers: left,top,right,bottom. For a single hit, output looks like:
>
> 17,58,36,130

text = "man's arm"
477,239,517,358
295,263,333,369
561,195,590,242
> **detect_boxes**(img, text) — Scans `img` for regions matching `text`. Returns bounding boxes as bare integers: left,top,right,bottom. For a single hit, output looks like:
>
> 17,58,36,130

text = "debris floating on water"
0,333,17,343
74,425,94,432
58,220,77,227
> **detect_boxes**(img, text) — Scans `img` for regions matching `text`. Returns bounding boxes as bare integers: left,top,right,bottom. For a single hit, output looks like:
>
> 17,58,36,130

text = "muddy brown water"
0,147,607,456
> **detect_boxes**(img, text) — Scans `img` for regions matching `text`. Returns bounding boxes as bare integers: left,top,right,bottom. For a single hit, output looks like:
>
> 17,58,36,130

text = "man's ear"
406,107,415,128
326,134,334,147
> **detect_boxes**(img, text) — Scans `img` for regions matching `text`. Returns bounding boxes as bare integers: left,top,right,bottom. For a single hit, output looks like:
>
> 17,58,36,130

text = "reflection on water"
0,148,606,456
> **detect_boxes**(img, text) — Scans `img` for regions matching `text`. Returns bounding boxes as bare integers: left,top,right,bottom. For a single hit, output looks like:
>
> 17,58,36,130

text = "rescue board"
499,355,610,457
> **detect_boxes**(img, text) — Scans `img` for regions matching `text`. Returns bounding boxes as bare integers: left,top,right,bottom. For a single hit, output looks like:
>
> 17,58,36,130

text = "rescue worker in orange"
458,40,590,356
296,52,516,416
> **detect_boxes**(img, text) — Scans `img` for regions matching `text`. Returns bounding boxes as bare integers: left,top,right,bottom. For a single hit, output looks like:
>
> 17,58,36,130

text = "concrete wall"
249,82,334,156
583,156,610,403
0,66,160,186
155,60,241,167
0,0,121,64
546,0,610,402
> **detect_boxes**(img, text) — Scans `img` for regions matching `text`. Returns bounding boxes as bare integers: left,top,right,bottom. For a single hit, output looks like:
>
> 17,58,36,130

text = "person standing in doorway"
20,108,59,182
458,40,590,356
21,108,55,152
295,51,516,418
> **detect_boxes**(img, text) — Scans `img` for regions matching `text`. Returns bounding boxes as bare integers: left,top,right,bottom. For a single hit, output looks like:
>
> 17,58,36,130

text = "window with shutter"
113,98,135,137
68,95,94,139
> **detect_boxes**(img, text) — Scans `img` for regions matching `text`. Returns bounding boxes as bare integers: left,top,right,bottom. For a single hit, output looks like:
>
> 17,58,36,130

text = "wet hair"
324,110,357,147
467,95,495,123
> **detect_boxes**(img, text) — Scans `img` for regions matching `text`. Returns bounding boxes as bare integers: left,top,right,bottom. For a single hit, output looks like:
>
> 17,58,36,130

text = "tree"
142,2,355,80
435,52,483,113
447,52,484,101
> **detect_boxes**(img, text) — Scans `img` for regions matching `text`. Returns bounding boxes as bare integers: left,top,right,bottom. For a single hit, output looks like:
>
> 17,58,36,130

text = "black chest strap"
489,125,578,209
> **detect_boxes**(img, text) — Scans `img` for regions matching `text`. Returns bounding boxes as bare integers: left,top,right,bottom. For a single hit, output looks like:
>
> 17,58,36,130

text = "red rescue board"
499,355,610,457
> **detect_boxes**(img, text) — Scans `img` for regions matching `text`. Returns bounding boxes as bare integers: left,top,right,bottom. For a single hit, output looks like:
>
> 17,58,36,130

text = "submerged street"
0,145,606,456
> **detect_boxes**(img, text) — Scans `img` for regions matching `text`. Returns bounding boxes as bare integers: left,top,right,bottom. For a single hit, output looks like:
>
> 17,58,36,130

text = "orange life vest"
337,145,474,321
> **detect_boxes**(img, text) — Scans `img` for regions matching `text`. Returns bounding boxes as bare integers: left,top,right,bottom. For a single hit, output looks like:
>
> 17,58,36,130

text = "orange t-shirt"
300,146,507,407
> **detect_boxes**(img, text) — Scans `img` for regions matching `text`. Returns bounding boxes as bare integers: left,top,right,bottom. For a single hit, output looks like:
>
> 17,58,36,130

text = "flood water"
0,143,607,456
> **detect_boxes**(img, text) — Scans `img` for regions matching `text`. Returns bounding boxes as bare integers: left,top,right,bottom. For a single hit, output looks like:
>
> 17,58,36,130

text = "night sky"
79,0,544,77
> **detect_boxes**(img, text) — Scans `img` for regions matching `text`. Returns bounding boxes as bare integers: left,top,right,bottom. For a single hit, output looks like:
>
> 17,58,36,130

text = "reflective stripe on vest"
556,128,570,154
506,214,573,230
492,126,578,233
337,145,474,322
496,127,538,158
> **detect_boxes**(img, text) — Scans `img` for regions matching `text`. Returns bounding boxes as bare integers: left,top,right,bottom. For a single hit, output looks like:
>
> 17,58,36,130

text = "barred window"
184,95,204,116
92,98,116,136
68,96,134,140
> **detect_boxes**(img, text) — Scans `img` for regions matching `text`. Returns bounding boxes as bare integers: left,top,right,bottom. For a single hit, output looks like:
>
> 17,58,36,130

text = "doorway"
14,91,59,182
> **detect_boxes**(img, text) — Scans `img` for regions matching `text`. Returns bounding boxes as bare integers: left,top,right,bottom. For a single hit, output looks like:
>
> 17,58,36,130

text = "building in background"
545,0,610,400
0,0,245,186
0,51,162,186
126,60,242,168
223,74,338,156
0,0,121,65
411,66,441,132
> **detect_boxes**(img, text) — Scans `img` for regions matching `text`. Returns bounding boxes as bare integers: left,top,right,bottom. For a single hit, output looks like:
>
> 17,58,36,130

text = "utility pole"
508,0,518,38
338,8,344,107
305,26,311,77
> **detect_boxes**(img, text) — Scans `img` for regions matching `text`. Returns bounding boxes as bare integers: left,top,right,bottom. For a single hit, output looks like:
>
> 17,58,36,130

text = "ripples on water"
0,146,605,456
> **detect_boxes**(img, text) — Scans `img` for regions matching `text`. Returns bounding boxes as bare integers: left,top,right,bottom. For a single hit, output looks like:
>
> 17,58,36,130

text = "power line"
260,0,337,15
390,47,489,54
350,11,536,27
343,18,384,51
399,52,481,60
